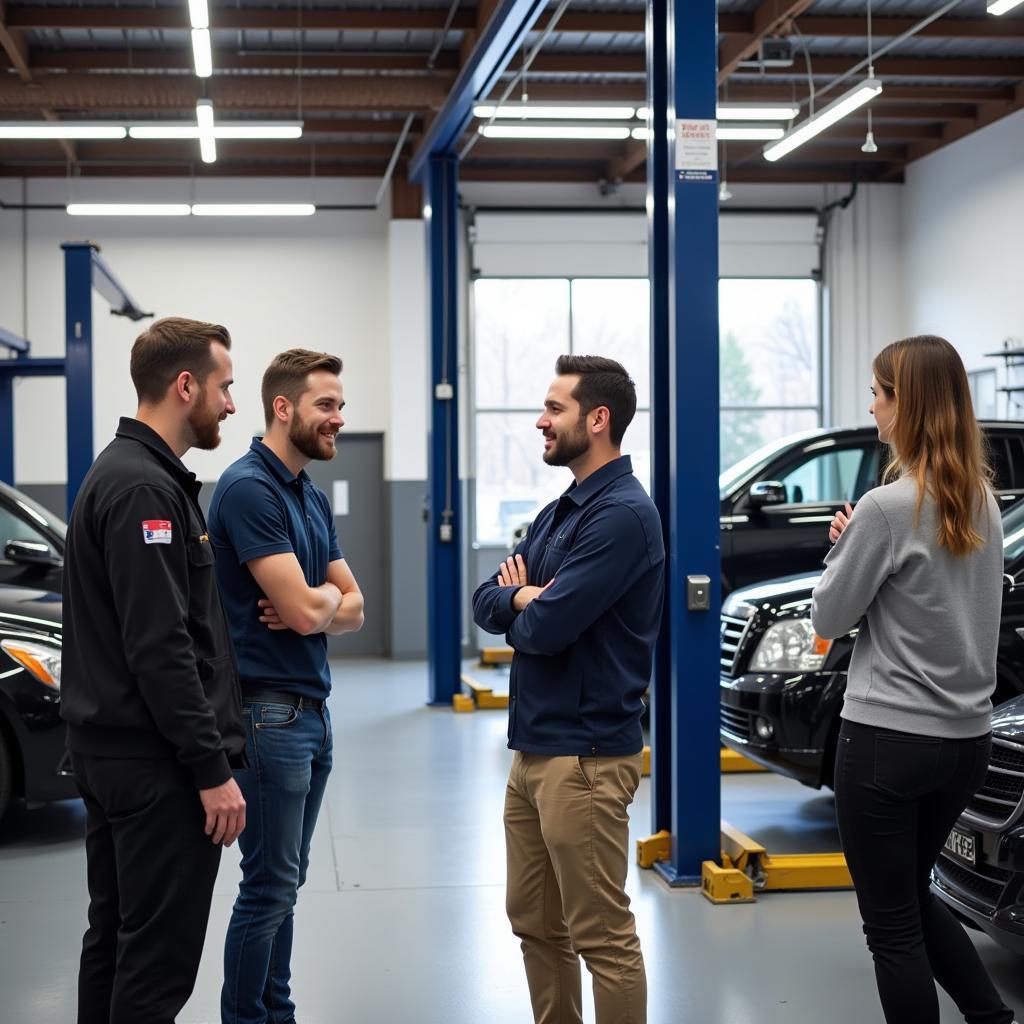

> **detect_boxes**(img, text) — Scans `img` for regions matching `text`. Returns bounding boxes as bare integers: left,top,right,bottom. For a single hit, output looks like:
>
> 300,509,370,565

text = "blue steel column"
63,243,96,517
654,0,722,884
0,372,13,485
647,0,672,835
425,155,462,705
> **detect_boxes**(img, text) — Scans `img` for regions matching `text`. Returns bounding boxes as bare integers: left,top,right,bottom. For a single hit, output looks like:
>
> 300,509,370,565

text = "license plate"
944,827,976,866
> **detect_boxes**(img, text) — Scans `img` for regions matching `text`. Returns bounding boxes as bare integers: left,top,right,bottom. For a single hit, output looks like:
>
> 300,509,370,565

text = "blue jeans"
221,699,333,1024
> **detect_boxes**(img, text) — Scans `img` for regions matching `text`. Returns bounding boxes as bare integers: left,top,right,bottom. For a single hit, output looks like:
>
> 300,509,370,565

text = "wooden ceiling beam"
793,16,1024,39
736,56,1024,78
0,73,448,112
30,50,460,73
905,79,1024,163
717,0,816,83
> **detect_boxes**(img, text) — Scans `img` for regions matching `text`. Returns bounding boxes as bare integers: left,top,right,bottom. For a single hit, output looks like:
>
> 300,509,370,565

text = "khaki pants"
504,750,646,1024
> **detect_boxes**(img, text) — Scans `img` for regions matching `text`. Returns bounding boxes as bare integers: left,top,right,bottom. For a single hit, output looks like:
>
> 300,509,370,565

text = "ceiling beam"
717,0,816,83
721,84,1016,104
30,50,461,73
0,74,449,112
738,56,1024,78
792,16,1024,39
607,139,647,181
904,80,1024,163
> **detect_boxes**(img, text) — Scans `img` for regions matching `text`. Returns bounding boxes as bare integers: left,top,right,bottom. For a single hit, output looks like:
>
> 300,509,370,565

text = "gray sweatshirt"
811,475,1003,738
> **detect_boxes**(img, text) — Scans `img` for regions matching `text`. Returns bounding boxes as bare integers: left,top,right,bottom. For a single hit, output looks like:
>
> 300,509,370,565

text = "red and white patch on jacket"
141,519,173,545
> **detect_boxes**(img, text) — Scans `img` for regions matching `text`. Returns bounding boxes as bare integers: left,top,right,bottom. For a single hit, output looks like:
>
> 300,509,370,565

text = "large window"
472,275,821,544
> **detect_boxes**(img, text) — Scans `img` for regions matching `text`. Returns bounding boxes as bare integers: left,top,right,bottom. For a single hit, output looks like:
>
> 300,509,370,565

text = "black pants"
71,753,222,1024
834,720,1014,1024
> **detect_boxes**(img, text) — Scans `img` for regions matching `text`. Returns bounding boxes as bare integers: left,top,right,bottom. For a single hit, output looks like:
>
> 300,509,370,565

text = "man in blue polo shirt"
473,355,665,1024
209,349,364,1024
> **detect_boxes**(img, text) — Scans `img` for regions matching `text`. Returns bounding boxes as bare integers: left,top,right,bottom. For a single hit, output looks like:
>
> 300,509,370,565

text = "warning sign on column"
675,119,717,183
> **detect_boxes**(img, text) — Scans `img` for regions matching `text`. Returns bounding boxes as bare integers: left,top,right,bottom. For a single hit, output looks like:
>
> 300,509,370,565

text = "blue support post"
0,372,13,486
63,243,96,518
425,155,462,705
653,0,722,885
647,0,673,835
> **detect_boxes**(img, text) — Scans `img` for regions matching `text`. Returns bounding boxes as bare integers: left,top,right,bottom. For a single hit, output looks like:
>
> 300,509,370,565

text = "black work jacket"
61,418,245,788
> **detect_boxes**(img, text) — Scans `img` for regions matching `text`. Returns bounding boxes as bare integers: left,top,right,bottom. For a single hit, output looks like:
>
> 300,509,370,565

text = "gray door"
304,433,388,657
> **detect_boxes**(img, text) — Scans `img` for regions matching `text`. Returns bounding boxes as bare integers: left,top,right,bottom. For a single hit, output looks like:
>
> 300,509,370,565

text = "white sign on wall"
332,479,350,517
675,119,718,184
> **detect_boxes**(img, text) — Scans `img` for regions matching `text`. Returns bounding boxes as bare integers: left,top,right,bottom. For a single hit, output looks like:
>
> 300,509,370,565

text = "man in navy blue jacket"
473,355,665,1024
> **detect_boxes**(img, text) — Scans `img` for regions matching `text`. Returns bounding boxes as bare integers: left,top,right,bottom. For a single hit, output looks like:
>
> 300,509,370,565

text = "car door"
726,440,880,591
0,500,63,593
989,433,1024,511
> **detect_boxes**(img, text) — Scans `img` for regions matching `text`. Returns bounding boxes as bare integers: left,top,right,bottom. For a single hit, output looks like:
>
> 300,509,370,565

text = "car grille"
934,854,1012,913
964,738,1024,829
720,706,751,741
720,613,752,675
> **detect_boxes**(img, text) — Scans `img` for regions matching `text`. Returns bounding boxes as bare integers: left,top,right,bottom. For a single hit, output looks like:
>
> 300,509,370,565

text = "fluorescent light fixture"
0,123,127,139
191,204,316,216
129,122,303,139
196,99,216,163
479,125,631,140
763,78,882,162
987,0,1024,13
188,0,209,29
637,104,800,121
632,125,784,141
192,28,213,78
717,103,799,121
717,125,785,141
474,103,635,120
67,204,191,216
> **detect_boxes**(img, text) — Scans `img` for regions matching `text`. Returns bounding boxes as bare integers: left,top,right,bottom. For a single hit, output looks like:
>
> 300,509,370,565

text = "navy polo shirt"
208,438,343,700
472,456,666,756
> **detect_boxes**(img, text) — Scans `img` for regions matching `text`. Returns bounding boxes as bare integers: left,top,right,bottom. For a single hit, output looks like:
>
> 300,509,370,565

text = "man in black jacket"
61,316,247,1024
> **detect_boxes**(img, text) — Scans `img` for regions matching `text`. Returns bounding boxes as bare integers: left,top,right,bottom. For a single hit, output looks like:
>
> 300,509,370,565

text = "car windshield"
1004,499,1024,565
718,429,826,500
0,483,67,543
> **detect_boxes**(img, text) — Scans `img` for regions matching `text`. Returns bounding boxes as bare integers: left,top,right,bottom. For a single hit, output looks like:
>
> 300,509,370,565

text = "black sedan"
719,496,1024,790
932,695,1024,955
0,584,73,822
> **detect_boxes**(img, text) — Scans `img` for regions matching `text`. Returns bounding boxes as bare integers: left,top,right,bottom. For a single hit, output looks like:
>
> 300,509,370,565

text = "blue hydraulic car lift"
0,242,150,518
409,0,549,706
647,0,722,883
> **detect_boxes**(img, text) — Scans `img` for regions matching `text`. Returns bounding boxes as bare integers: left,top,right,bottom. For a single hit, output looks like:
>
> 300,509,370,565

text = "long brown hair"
874,335,992,556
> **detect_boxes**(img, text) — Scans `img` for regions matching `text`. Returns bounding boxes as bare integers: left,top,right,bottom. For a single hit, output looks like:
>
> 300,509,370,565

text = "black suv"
718,422,1024,594
0,482,73,825
931,693,1024,955
719,492,1024,791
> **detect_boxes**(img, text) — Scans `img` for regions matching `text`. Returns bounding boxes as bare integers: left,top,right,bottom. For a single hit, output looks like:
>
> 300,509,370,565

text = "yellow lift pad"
638,819,853,903
479,647,513,666
454,673,509,711
720,748,768,773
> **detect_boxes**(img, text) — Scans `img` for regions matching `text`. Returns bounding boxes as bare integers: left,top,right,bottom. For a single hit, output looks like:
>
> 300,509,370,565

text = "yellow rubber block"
636,830,671,870
760,852,853,892
452,693,476,713
641,745,650,777
479,647,514,666
459,674,509,710
720,748,768,773
701,861,755,904
719,819,766,875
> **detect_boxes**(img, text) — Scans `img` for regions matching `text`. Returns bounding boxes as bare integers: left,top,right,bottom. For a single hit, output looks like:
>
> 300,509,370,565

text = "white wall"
902,109,1024,403
0,176,397,484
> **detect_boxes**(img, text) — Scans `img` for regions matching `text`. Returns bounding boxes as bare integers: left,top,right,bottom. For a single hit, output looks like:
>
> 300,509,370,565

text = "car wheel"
0,728,12,824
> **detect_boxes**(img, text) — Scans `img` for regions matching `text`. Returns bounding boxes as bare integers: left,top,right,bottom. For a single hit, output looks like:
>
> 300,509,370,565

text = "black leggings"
834,719,1014,1024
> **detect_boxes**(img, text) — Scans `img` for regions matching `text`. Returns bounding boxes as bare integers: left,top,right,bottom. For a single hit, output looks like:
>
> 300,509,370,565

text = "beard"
289,415,338,462
188,387,222,451
543,417,589,467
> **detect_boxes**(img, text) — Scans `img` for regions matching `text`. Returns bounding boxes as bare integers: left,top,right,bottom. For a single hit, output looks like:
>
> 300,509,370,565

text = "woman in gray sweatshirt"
812,335,1014,1024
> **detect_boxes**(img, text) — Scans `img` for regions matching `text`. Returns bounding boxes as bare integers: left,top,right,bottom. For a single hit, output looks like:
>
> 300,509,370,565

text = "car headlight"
750,619,832,673
1,638,61,689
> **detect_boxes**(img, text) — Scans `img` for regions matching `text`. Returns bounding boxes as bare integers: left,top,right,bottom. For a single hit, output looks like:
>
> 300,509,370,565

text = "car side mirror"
4,539,60,567
749,481,787,508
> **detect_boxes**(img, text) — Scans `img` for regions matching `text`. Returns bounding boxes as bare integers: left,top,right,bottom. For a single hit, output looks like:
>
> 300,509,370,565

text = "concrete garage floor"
1,660,1022,1024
